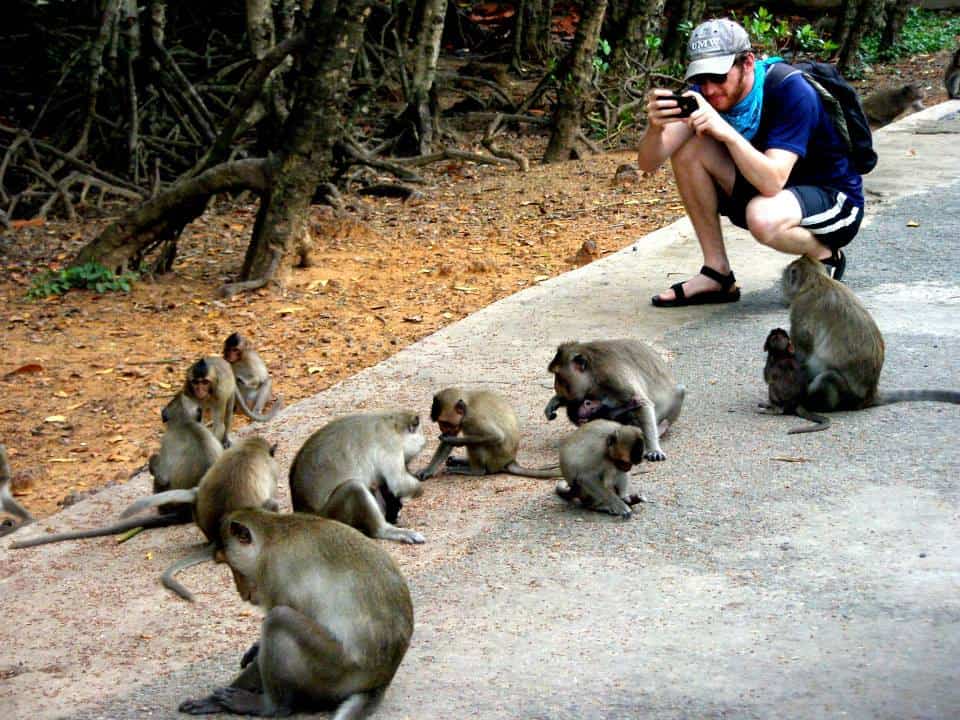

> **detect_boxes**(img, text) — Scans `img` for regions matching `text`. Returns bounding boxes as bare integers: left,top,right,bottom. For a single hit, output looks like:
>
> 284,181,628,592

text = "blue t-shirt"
755,72,864,206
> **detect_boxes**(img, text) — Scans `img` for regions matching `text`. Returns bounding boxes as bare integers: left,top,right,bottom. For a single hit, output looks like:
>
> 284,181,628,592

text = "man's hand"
686,91,738,144
646,89,696,130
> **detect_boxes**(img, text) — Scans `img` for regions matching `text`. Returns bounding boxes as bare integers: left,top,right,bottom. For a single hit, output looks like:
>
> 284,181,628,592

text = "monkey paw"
644,450,666,462
179,694,226,715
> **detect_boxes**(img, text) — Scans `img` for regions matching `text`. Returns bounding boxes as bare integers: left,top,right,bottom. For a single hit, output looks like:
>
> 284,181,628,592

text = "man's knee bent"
745,196,794,246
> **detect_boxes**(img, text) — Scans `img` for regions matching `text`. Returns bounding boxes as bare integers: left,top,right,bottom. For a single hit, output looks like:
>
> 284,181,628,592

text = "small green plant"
593,38,612,75
27,262,138,299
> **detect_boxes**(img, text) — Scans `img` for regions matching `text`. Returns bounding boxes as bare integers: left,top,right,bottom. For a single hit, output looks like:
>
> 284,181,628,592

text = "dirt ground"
0,49,953,520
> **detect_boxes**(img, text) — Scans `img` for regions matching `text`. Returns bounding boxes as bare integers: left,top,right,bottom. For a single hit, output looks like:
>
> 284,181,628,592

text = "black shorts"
717,172,864,250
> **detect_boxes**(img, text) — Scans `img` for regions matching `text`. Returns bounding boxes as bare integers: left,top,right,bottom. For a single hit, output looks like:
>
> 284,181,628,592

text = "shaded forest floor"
0,48,953,520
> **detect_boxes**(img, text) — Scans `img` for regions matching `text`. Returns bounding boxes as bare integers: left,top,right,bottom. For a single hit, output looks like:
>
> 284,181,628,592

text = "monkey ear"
573,354,588,372
455,399,467,416
408,415,420,433
229,521,252,544
268,443,278,457
430,396,441,422
606,433,617,448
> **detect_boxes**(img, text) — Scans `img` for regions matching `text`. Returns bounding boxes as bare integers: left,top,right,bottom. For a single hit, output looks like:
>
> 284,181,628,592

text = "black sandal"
822,248,846,281
651,265,741,308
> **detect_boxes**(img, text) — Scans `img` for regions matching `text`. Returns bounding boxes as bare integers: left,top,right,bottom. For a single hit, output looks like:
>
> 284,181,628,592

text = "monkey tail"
161,544,215,602
504,462,563,479
234,390,281,422
9,512,185,549
787,407,832,435
121,489,198,519
873,390,960,406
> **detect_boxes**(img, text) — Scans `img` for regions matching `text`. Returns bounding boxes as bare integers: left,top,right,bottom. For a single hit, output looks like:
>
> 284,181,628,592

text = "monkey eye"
230,522,252,544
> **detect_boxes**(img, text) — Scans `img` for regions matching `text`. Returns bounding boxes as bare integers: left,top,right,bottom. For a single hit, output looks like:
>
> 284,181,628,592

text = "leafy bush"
862,8,960,63
27,262,138,299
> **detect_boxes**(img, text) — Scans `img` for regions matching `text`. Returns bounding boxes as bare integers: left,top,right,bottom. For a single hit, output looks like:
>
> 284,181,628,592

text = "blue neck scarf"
719,57,783,140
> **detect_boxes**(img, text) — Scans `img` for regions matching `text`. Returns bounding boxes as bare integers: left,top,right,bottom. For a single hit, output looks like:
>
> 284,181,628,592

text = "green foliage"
735,7,837,59
644,35,662,52
593,38,612,75
27,263,138,299
862,8,960,63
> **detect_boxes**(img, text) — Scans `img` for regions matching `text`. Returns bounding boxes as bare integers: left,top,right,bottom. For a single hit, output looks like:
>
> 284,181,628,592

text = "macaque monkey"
862,83,924,127
556,420,648,518
289,411,426,544
783,257,960,414
9,396,222,549
945,47,960,99
222,332,283,418
179,508,413,718
122,436,280,601
417,388,561,480
0,444,34,537
759,328,831,434
544,339,685,461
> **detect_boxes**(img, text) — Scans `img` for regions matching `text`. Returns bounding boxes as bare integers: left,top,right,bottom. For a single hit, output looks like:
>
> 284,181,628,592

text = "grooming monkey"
783,257,960,412
179,509,413,718
289,411,426,544
9,396,222,549
556,420,648,518
0,444,34,537
544,339,685,461
945,47,960,99
759,328,831,434
417,387,561,480
122,436,279,601
862,83,924,127
223,332,283,418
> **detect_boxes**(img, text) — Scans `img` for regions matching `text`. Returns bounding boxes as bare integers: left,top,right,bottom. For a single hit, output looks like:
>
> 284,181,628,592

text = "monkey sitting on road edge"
179,509,413,718
759,328,831,434
0,444,34,537
418,387,561,480
557,420,648,518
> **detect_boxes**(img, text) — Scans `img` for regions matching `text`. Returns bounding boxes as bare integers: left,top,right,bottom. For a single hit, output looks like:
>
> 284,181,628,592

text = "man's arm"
636,90,696,172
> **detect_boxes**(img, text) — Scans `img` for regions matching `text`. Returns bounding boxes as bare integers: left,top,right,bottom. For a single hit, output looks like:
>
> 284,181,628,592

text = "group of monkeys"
2,257,959,718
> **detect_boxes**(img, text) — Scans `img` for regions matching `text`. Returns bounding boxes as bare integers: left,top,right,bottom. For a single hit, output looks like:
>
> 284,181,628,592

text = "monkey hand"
179,694,228,715
544,395,563,421
644,449,666,462
239,641,260,668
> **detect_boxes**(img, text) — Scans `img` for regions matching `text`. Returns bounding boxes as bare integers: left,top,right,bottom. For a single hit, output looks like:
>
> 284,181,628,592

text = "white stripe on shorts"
807,203,860,235
801,191,849,227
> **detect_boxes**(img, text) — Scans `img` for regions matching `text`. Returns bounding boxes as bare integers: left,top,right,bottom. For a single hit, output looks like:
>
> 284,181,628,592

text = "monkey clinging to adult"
0,444,34,537
417,387,561,480
222,332,283,418
556,420,648,519
289,411,426,544
178,509,414,719
544,339,685,461
783,256,960,413
758,328,830,434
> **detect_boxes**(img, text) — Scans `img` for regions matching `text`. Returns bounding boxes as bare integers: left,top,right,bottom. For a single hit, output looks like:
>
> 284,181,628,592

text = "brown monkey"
759,328,831,434
122,436,279,601
945,47,960,99
417,387,561,480
179,508,413,718
289,411,426,544
544,339,685,461
556,420,648,518
783,257,960,412
862,84,924,127
0,444,34,537
223,332,283,418
9,396,223,549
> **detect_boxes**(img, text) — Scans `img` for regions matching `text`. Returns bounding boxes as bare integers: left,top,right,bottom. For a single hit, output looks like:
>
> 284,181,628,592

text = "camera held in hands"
666,94,698,118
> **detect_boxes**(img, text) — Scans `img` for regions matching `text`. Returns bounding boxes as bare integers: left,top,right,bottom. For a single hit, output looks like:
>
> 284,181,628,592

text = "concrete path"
2,102,958,720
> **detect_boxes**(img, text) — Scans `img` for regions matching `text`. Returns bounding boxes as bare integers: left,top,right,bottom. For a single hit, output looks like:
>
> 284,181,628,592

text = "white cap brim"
684,54,736,81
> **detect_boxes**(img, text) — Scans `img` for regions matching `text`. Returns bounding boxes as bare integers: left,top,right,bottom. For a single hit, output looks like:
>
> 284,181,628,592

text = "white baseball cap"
684,19,752,81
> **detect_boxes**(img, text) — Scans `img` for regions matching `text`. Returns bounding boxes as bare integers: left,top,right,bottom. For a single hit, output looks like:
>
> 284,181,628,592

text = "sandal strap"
669,281,686,301
699,265,736,291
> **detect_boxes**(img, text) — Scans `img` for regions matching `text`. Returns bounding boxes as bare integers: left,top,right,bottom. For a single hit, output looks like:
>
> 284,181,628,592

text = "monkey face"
763,328,792,354
190,378,212,400
223,346,242,363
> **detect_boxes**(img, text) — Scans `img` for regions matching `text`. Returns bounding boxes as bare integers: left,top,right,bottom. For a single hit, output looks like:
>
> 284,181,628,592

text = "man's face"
696,54,754,112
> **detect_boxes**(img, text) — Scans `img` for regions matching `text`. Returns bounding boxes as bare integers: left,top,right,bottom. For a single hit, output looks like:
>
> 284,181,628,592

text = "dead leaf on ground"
5,363,44,377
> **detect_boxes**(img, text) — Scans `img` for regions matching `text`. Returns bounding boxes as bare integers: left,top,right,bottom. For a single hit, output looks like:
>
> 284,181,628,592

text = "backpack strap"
763,61,852,151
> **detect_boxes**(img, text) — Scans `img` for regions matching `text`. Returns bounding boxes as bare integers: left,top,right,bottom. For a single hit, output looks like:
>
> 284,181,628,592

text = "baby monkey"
222,332,283,418
759,328,831,434
418,387,561,480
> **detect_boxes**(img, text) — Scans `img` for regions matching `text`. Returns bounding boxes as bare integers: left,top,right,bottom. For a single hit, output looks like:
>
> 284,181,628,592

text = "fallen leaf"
277,306,305,315
534,275,549,282
307,366,325,375
403,315,424,323
48,457,79,463
95,368,114,375
156,381,172,389
771,456,809,463
44,415,68,423
108,436,125,444
6,363,43,377
53,391,69,398
906,220,920,227
11,218,45,229
453,285,479,293
66,401,85,410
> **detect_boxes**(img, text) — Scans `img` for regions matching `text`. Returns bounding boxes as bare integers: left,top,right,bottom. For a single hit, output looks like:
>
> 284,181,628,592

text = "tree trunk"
543,0,609,163
879,0,914,55
397,0,446,155
662,0,707,66
513,0,554,67
836,0,884,74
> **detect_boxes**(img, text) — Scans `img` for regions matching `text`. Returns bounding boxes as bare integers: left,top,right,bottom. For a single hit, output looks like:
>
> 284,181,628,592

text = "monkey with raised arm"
121,436,279,601
289,411,426,544
945,47,960,99
10,395,222,549
418,388,561,480
544,339,685,461
759,328,831,434
0,444,34,537
179,509,413,718
783,257,960,413
556,420,648,518
862,84,924,127
223,332,283,418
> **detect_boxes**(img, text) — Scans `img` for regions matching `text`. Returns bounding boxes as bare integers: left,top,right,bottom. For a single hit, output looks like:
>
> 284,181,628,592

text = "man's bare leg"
745,192,833,260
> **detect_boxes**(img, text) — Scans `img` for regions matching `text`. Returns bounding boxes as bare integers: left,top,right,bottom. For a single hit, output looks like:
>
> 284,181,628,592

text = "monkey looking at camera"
783,257,960,413
417,388,561,480
556,420,648,518
759,328,831,434
945,47,960,99
862,84,924,127
178,508,413,718
289,411,426,544
10,396,223,549
0,444,34,537
544,339,685,461
122,436,279,601
223,332,283,418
